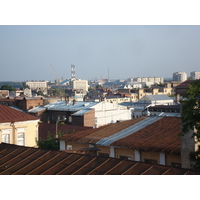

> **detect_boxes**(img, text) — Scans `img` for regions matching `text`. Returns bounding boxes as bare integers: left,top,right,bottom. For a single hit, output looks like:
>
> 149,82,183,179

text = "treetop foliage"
0,84,16,91
181,80,200,140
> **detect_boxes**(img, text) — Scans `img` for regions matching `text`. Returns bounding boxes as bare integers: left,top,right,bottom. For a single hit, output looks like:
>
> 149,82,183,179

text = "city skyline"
1,25,200,82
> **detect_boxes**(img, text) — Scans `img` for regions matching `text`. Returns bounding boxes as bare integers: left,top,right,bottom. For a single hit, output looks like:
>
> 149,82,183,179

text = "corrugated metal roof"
0,104,40,123
0,143,199,175
59,79,70,85
146,95,173,101
60,116,181,154
44,100,98,111
28,106,46,113
72,109,93,116
96,116,162,146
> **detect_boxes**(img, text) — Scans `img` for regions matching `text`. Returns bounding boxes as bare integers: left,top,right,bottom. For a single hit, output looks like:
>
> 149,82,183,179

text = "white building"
190,71,200,80
173,72,187,82
23,88,32,97
124,82,142,89
69,79,88,92
92,101,133,127
131,77,164,84
25,81,47,90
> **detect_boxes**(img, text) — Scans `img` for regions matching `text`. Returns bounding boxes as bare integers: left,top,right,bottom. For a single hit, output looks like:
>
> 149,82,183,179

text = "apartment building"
190,71,200,80
131,77,164,84
173,72,187,82
25,80,48,94
69,79,88,93
25,81,47,90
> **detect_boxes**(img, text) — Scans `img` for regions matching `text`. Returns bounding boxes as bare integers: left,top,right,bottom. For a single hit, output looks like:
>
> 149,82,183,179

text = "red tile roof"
60,116,181,154
0,143,199,175
175,80,192,89
0,104,39,123
38,123,93,140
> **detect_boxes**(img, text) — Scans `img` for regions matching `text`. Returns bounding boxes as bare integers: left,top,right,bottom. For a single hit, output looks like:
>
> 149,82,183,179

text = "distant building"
190,71,200,80
0,90,9,98
25,80,48,94
28,100,133,128
69,79,89,97
131,77,164,84
173,72,187,82
23,88,32,97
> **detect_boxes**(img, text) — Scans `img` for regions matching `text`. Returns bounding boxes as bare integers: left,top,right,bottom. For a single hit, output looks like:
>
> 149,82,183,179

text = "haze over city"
1,25,200,82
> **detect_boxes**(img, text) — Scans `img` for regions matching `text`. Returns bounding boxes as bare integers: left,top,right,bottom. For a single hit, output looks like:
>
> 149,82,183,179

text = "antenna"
108,67,110,81
71,64,75,79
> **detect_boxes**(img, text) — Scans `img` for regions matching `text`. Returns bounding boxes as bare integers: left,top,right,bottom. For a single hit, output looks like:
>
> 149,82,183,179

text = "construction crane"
51,64,60,84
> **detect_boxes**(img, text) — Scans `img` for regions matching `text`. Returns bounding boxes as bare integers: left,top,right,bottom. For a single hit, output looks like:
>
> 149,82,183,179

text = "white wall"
92,101,132,127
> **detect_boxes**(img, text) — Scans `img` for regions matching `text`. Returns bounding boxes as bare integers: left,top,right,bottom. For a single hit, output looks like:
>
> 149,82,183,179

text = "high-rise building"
190,71,200,80
173,72,187,82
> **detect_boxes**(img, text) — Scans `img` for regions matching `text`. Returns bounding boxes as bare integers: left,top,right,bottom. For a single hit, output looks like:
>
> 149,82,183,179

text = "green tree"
0,85,16,91
37,132,59,150
181,80,200,169
37,129,70,150
53,88,65,97
37,91,44,96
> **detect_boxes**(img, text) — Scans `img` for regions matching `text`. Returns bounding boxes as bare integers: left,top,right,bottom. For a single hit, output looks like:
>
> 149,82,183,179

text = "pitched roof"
110,117,180,154
0,143,199,175
60,116,181,154
141,94,173,101
175,80,192,89
44,100,98,111
39,123,92,140
0,104,39,123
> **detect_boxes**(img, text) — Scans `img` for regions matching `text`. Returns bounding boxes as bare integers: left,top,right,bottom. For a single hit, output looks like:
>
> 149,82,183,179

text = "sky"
1,25,200,82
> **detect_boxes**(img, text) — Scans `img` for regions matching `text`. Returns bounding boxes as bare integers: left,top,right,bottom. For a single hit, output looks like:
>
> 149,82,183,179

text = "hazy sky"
1,25,200,82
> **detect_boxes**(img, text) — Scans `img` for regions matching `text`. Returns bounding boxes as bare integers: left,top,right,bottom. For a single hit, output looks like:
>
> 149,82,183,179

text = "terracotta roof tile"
1,143,199,175
0,104,39,123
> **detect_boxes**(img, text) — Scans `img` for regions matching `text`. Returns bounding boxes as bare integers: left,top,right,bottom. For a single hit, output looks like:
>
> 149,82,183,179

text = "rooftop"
0,143,199,175
60,116,181,155
44,100,98,111
0,104,39,123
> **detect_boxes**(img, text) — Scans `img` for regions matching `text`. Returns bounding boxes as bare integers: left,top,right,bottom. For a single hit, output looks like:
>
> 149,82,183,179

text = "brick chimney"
73,99,76,105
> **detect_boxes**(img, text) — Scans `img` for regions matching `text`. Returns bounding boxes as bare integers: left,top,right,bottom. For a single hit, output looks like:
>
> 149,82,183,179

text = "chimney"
66,96,69,104
73,99,76,105
176,93,180,103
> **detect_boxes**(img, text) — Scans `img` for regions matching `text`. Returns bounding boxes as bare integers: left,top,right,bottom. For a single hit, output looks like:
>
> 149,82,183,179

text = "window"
17,133,25,146
144,159,157,165
2,129,11,144
98,153,109,157
67,145,72,150
120,155,131,160
2,133,10,143
69,116,72,123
